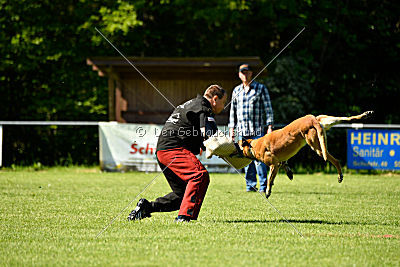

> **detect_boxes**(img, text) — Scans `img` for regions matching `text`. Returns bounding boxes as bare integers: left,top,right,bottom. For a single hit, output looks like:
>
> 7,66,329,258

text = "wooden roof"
87,57,267,77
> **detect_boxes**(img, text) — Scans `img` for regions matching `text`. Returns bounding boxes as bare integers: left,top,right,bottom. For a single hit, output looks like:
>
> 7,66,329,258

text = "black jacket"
156,95,216,155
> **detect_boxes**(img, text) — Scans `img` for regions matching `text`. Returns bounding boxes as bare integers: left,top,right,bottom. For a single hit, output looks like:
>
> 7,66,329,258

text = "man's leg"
252,133,269,192
156,148,210,220
190,177,209,219
255,160,269,192
174,149,209,220
241,135,257,191
151,159,187,212
244,161,257,191
128,150,187,221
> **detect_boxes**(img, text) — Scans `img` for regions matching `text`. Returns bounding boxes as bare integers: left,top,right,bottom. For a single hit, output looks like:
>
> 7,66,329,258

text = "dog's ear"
240,139,253,147
244,139,253,146
239,139,254,158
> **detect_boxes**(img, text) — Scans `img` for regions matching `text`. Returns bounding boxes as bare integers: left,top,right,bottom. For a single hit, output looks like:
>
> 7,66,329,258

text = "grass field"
1,167,399,266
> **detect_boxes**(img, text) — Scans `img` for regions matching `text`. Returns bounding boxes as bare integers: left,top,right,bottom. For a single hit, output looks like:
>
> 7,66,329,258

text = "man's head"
238,63,253,84
203,84,227,114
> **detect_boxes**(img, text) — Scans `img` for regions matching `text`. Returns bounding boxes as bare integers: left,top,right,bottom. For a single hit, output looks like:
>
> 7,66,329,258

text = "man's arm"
228,89,237,140
229,127,235,140
260,84,274,133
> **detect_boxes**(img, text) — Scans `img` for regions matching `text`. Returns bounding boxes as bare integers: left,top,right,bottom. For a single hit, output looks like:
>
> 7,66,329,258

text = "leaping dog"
239,111,373,198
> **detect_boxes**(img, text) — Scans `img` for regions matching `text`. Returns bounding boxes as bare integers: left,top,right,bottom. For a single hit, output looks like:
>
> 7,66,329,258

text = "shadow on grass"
273,191,373,196
274,191,338,195
223,219,392,226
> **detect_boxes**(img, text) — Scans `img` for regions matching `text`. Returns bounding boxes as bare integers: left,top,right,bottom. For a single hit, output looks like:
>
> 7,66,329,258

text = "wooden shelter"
87,57,267,125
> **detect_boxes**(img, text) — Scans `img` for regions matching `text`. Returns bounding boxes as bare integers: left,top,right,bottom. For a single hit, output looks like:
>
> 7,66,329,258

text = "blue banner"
347,129,400,170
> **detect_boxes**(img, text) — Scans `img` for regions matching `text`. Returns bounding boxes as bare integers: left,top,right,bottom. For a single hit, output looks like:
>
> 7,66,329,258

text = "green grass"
1,167,399,266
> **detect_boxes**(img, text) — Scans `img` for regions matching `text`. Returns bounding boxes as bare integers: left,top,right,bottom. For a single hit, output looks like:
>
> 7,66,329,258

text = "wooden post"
115,80,127,123
108,77,116,121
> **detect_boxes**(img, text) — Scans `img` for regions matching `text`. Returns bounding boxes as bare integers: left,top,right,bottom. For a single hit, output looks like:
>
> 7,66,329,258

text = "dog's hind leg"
326,152,343,183
305,130,344,183
317,111,374,130
308,120,328,161
317,126,328,161
266,164,281,198
305,128,328,160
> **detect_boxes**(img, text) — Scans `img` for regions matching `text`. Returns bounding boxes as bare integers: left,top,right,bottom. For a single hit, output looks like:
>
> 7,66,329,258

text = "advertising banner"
99,122,233,172
347,129,400,170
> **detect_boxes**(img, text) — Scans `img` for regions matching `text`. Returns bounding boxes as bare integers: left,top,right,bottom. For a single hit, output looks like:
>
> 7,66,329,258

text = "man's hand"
267,125,273,134
229,128,235,141
200,127,206,139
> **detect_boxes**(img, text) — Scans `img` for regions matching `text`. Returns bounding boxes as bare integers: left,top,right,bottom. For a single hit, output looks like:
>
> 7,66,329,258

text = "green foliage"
1,0,399,166
263,56,319,122
1,169,399,265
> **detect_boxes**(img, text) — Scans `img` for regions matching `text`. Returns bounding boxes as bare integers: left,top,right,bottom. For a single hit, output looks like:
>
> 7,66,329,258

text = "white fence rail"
2,121,400,128
1,121,400,167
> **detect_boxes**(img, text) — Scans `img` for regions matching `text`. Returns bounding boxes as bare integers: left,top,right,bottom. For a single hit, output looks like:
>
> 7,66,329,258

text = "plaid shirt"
228,81,274,137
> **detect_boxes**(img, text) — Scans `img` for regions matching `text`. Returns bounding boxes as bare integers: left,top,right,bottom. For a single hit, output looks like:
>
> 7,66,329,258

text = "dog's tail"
313,118,328,161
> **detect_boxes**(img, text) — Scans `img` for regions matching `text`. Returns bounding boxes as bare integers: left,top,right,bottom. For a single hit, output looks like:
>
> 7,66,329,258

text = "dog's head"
238,139,254,158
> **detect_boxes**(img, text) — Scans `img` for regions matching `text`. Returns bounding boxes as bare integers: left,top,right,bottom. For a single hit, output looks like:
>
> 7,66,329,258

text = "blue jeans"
240,134,269,192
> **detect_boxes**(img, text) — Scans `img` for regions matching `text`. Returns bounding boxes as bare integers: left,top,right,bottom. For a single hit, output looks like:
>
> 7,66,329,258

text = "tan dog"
239,111,373,198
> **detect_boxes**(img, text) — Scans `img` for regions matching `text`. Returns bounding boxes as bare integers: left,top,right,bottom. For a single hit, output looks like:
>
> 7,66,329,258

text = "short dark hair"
204,84,225,99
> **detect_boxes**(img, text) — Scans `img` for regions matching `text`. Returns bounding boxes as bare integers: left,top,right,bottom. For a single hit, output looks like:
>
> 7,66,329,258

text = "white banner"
99,122,234,172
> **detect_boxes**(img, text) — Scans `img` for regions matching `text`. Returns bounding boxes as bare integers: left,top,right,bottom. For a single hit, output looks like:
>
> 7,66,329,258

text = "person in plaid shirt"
228,63,274,193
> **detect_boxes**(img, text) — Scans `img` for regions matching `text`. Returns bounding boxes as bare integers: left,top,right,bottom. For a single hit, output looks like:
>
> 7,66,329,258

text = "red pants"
155,148,210,220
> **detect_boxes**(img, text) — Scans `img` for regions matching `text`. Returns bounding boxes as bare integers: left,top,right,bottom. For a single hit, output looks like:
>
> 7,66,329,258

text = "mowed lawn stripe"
0,168,399,266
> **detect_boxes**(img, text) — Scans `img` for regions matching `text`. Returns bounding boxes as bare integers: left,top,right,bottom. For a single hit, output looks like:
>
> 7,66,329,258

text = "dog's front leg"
266,164,280,198
282,161,293,180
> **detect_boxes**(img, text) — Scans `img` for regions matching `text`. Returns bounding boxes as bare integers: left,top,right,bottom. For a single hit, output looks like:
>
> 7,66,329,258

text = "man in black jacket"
128,84,227,222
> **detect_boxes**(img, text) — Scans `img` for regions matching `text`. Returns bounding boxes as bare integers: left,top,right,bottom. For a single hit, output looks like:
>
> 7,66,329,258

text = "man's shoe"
127,198,152,221
174,215,191,223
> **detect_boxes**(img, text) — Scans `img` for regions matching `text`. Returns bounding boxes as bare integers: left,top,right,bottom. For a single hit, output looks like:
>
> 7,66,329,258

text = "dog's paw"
286,169,294,181
282,162,294,180
338,174,343,183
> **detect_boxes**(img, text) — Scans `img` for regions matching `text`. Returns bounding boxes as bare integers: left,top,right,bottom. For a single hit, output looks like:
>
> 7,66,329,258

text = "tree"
1,0,399,167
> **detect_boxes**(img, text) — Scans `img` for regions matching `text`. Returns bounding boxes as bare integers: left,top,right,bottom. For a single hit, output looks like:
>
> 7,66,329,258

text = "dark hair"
204,84,225,99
